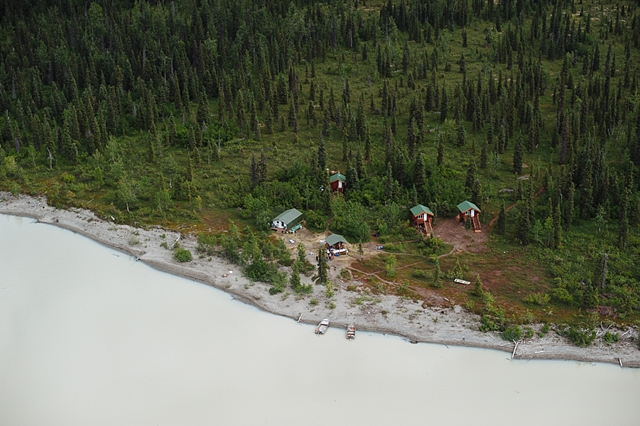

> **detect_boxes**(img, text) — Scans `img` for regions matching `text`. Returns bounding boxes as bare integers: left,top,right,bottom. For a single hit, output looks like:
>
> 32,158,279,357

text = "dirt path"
487,186,545,228
324,215,335,234
347,260,424,285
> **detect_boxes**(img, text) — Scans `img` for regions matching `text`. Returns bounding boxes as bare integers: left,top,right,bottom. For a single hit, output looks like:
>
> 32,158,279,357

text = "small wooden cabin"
325,233,348,255
457,201,481,232
329,173,346,193
409,204,434,234
271,208,303,233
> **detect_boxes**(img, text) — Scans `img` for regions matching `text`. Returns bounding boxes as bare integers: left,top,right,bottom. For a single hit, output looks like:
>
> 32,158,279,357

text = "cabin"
329,173,346,193
457,200,481,232
271,208,303,233
324,233,348,256
409,204,434,235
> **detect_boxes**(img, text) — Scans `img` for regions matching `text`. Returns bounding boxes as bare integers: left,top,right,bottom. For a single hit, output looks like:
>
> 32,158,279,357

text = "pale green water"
1,213,639,426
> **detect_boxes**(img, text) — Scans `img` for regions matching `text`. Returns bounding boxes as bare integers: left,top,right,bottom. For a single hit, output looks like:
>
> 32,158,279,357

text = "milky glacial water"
1,213,639,426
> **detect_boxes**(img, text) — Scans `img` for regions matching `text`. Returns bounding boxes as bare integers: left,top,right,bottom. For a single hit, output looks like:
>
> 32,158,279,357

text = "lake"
1,213,638,425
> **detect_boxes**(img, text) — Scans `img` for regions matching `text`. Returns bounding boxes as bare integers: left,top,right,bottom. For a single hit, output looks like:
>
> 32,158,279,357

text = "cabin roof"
329,173,346,183
272,208,303,225
325,233,348,246
457,200,481,213
410,204,434,217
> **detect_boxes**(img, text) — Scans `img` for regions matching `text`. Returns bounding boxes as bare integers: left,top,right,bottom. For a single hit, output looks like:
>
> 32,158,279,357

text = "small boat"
315,318,329,335
346,323,356,340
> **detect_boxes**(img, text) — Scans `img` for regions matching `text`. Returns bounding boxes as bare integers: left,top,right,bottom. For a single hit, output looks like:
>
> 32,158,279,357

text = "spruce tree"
440,87,448,122
457,122,466,147
513,132,524,175
432,259,442,288
315,249,328,285
289,268,301,292
480,140,488,169
258,150,267,184
465,161,477,191
385,161,394,202
437,135,444,166
472,274,484,297
497,203,506,235
565,181,575,230
414,153,426,199
471,179,483,210
250,153,258,188
552,202,561,249
317,138,327,176
516,203,531,245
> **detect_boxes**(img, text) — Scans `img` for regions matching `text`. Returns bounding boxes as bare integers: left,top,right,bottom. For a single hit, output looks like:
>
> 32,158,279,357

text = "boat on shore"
315,318,329,335
346,323,356,340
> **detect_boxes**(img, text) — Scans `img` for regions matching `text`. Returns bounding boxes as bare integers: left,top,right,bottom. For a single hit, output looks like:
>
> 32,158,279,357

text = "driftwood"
511,340,520,359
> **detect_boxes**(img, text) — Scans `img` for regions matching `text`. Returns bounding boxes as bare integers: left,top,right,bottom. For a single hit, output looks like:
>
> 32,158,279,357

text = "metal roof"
329,173,346,183
325,233,348,246
457,200,481,213
410,204,434,216
272,208,303,225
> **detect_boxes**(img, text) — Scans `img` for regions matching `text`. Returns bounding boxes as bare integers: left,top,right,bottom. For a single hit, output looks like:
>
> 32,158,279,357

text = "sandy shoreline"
1,191,639,367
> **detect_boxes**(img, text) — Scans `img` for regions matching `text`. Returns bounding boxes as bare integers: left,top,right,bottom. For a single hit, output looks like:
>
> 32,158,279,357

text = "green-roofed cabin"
324,233,348,255
409,204,434,234
457,201,481,232
329,173,346,193
271,208,303,233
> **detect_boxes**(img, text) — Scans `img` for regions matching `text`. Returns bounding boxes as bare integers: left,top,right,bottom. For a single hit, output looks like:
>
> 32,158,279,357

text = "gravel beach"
2,191,638,367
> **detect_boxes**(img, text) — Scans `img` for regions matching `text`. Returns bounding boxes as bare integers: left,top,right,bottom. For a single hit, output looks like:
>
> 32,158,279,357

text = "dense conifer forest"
2,0,640,340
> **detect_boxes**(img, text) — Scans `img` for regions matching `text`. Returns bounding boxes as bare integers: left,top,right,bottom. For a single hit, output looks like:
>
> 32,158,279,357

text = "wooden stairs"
425,221,433,235
472,215,481,232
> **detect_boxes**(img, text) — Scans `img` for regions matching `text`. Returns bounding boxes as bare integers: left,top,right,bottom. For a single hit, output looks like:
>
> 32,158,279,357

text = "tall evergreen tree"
513,132,524,175
497,203,506,235
315,249,328,285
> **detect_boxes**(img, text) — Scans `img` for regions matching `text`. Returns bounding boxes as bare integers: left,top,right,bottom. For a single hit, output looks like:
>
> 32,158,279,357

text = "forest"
1,0,640,343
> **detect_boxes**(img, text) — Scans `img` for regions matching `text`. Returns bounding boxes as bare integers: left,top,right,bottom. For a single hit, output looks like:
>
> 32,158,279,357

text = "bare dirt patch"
432,218,488,256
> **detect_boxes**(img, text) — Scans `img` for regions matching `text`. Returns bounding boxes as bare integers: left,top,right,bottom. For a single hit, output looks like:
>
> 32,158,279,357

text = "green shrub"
304,210,326,232
524,292,550,306
481,291,494,304
383,243,405,253
502,325,523,341
338,268,351,280
549,287,573,305
174,248,192,262
538,323,550,337
296,283,313,294
479,304,507,332
411,270,428,280
197,233,218,255
603,331,619,344
558,324,596,347
385,254,397,278
245,258,278,282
